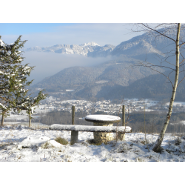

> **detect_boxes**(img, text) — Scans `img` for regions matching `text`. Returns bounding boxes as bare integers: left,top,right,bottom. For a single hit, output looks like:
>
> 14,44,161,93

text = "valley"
5,96,185,126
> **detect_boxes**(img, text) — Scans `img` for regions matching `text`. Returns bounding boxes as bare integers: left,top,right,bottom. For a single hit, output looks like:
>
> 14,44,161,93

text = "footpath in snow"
0,125,185,162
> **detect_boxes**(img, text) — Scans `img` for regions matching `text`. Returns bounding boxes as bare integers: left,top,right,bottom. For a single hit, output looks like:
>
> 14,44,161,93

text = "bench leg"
118,133,125,141
71,131,78,145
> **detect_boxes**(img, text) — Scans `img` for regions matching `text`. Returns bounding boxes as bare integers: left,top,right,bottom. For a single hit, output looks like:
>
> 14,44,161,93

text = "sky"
0,23,143,84
0,23,141,48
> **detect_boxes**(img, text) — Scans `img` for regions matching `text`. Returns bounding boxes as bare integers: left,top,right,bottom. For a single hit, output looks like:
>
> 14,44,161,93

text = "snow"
23,66,31,73
66,89,74,92
170,120,185,125
0,125,185,162
18,135,50,149
26,42,102,57
50,124,132,132
82,42,100,47
95,80,109,84
85,114,121,122
0,103,7,110
0,39,5,46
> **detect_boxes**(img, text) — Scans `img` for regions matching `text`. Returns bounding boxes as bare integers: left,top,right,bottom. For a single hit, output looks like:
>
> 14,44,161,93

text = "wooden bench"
49,124,132,145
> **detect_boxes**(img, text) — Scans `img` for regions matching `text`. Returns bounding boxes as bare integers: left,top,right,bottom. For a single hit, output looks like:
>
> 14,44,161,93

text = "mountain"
25,42,115,57
31,26,185,101
87,44,115,57
93,71,185,101
32,57,163,99
25,26,184,67
25,27,178,60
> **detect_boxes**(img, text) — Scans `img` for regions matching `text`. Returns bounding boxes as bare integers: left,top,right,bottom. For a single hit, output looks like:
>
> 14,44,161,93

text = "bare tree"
132,23,185,152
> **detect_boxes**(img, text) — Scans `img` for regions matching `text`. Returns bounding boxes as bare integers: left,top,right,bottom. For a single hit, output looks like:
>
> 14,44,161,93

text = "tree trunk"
118,105,125,140
29,111,31,127
153,23,181,152
72,105,75,125
1,113,4,126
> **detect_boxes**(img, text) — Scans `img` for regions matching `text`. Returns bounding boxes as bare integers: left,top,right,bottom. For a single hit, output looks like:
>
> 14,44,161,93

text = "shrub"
55,137,68,145
42,141,51,149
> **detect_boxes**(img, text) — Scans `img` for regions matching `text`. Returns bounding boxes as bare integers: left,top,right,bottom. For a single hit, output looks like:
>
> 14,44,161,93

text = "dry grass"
55,137,68,145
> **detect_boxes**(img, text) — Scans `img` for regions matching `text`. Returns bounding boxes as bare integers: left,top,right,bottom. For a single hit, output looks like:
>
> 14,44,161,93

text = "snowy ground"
0,125,185,162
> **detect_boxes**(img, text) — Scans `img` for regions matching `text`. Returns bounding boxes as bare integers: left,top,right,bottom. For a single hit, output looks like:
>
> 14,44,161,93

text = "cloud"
22,51,114,85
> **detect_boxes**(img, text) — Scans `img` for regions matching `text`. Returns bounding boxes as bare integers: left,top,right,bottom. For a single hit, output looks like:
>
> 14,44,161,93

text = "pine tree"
0,35,34,126
0,35,47,126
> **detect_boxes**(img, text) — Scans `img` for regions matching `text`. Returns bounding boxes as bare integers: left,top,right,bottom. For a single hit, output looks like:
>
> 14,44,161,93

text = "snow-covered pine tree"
0,36,47,127
0,35,34,126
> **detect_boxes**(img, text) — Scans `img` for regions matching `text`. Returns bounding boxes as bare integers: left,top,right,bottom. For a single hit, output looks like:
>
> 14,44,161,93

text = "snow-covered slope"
0,125,185,162
111,34,166,57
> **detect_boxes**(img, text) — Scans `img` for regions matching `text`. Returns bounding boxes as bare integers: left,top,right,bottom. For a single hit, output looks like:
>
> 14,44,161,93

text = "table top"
85,114,121,123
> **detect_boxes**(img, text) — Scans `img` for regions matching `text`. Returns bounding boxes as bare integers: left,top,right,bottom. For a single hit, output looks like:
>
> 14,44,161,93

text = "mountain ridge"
25,42,115,57
32,58,163,98
7,25,184,60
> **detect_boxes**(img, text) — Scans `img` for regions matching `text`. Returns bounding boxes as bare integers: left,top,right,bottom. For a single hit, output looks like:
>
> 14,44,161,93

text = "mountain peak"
81,42,100,47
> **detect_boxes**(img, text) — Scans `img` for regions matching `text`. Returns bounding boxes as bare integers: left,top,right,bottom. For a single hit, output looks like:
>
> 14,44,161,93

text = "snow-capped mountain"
24,30,174,59
25,42,115,57
79,42,100,47
111,37,165,57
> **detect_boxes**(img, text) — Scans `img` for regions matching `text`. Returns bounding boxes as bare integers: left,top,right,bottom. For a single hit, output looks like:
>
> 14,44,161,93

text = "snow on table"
85,115,121,123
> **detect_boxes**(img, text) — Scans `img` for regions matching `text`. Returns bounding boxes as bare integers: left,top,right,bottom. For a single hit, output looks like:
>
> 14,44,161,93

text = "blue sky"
0,23,142,48
0,23,74,35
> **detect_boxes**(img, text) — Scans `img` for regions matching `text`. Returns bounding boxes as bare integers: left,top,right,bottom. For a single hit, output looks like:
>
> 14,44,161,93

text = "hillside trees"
0,35,46,126
133,23,185,152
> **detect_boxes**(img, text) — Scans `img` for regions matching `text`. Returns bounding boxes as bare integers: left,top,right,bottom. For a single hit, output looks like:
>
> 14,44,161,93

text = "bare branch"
177,76,185,87
179,68,185,73
167,70,175,80
133,61,175,71
179,42,185,47
139,23,176,42
133,62,174,87
179,54,185,65
163,56,176,67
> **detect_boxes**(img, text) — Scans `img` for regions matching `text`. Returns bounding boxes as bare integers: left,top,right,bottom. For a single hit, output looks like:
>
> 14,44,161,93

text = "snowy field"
1,125,185,162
